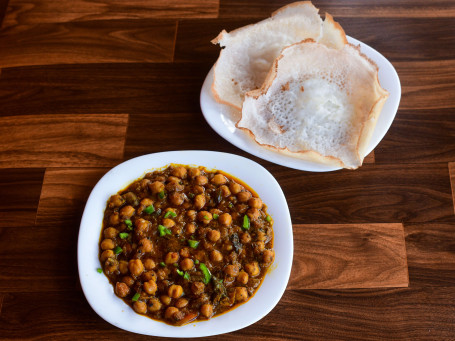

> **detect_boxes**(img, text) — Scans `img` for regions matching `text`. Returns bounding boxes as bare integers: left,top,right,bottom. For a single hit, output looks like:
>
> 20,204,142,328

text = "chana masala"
99,165,274,325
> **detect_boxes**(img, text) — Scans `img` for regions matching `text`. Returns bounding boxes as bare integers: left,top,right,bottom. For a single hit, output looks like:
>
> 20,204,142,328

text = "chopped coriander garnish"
164,211,177,218
213,213,219,220
160,262,166,267
176,269,184,276
114,246,123,255
158,224,172,237
188,239,199,249
188,193,195,199
229,202,234,208
173,263,179,268
124,219,133,231
96,268,103,273
131,293,140,302
199,263,211,285
203,215,209,220
158,190,166,199
266,215,272,222
195,259,199,265
183,272,191,280
243,215,250,230
144,204,155,214
119,232,129,239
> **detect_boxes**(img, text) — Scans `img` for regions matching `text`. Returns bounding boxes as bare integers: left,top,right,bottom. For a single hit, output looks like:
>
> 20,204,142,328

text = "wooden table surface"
1,0,455,340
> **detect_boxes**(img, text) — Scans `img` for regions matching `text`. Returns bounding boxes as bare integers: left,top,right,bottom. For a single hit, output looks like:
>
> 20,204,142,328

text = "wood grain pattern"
449,162,455,214
36,168,108,227
405,223,455,287
219,0,455,18
0,0,8,28
0,294,3,316
1,288,455,340
288,223,408,289
0,114,128,168
0,168,44,228
0,64,209,116
272,163,454,225
4,0,218,28
0,226,79,292
0,20,177,67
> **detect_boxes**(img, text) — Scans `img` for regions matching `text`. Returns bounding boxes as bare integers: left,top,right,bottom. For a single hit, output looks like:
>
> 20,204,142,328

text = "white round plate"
78,150,293,337
200,36,401,172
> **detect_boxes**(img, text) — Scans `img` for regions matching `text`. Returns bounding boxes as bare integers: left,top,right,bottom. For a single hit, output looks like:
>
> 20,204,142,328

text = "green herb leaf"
113,246,123,255
243,215,250,230
199,263,211,284
229,202,234,208
158,191,166,199
266,215,272,222
203,215,209,220
132,293,140,302
158,224,172,237
188,193,195,199
195,259,199,265
173,263,179,268
183,272,191,280
188,239,199,249
213,213,219,220
96,268,103,273
164,210,177,218
160,262,166,267
119,232,129,239
176,269,184,276
144,205,155,214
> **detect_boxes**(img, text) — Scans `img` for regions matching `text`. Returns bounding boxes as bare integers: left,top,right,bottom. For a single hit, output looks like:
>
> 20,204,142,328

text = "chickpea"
143,280,158,295
195,175,208,186
186,210,197,221
200,303,213,318
165,306,179,319
211,174,227,186
237,271,249,285
235,287,249,302
191,282,205,295
248,197,263,209
175,298,189,309
263,249,275,264
185,223,196,234
160,295,172,306
162,218,175,228
254,241,265,253
100,249,115,262
115,282,130,298
109,212,120,225
219,185,231,197
218,213,232,226
122,276,135,287
144,258,156,270
257,230,267,242
194,194,206,210
224,264,239,277
229,182,242,194
207,229,221,242
140,197,154,207
133,301,147,314
194,185,205,194
245,261,260,277
210,250,223,262
166,181,184,192
180,258,194,271
109,194,125,208
171,166,187,179
188,168,200,178
142,270,157,282
237,191,252,203
197,211,212,224
167,176,180,183
119,260,129,274
168,284,183,298
165,252,179,265
103,227,118,239
138,238,153,253
149,181,164,194
240,232,251,244
180,247,191,258
169,192,184,206
128,259,144,277
247,208,260,221
100,239,115,250
222,242,233,252
148,298,162,312
119,205,135,219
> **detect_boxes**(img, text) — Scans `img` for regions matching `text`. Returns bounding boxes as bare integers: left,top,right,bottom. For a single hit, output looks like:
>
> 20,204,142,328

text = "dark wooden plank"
0,63,209,116
36,168,109,227
375,109,455,164
219,0,455,18
4,0,218,28
1,288,455,340
175,17,455,63
0,226,79,292
272,163,454,225
449,162,455,214
0,19,176,67
405,223,455,287
0,168,44,228
0,114,128,168
0,294,4,316
289,223,408,289
0,0,8,29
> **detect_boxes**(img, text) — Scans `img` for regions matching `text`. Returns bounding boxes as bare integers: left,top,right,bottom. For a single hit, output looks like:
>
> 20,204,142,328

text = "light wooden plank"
288,223,408,289
0,114,128,168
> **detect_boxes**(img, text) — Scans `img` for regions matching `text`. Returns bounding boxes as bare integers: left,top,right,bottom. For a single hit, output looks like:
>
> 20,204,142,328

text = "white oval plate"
78,150,293,337
200,36,401,172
